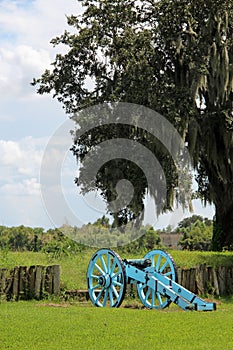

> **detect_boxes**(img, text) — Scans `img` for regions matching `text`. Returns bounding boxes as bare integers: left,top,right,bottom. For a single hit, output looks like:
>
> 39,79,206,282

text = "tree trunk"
212,199,233,251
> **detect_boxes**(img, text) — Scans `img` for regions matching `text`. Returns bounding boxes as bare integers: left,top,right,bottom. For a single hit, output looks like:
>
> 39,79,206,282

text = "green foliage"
178,219,213,251
0,219,162,257
0,225,39,251
32,0,233,248
177,215,212,229
32,0,193,228
0,226,85,255
62,221,162,252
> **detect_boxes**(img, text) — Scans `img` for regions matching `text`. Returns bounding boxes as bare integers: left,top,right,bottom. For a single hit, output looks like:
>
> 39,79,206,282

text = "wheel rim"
137,250,177,309
87,249,126,307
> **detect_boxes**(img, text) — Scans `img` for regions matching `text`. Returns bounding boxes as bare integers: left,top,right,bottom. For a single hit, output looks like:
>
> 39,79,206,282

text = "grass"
0,249,233,349
1,248,233,289
169,250,233,269
0,299,232,350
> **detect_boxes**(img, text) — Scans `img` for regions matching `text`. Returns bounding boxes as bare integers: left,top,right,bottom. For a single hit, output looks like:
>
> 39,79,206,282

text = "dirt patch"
37,303,70,308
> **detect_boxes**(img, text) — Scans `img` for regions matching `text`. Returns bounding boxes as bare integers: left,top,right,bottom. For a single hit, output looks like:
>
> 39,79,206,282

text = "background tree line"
0,215,214,254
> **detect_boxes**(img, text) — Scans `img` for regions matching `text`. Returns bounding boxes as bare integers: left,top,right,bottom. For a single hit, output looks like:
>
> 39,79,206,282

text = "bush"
178,220,213,251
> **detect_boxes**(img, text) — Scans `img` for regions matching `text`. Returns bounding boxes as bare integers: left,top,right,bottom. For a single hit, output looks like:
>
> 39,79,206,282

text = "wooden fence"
0,265,60,300
176,265,233,296
1,264,232,301
65,264,233,302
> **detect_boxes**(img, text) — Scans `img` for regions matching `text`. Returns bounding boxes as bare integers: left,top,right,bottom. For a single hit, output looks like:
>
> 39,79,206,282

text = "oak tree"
33,0,233,250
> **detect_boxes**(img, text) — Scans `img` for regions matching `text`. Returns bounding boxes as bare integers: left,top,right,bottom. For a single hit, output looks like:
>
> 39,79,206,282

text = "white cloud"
0,1,85,228
0,0,82,49
0,178,41,196
0,193,51,228
0,45,51,97
0,137,44,176
0,0,83,99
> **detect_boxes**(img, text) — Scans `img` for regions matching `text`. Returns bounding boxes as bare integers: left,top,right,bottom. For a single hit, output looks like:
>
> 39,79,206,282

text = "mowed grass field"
0,249,233,350
0,299,233,350
1,248,233,289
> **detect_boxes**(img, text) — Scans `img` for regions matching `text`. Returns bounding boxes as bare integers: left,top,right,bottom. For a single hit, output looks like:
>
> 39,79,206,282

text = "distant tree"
177,215,205,229
178,220,213,250
7,226,33,251
93,215,110,228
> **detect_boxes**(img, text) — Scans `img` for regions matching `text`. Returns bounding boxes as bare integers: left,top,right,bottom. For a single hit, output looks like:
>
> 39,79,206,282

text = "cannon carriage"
87,249,216,311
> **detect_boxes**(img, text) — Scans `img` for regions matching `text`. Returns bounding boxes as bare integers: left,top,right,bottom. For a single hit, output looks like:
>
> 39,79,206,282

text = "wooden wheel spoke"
156,292,163,306
136,250,177,309
144,288,151,302
160,260,168,273
107,254,111,272
112,280,123,287
163,271,172,277
94,263,104,275
111,270,121,279
103,289,109,306
155,254,162,271
91,283,101,291
87,249,126,308
109,289,114,306
100,255,107,273
110,259,117,274
111,286,119,299
96,288,104,302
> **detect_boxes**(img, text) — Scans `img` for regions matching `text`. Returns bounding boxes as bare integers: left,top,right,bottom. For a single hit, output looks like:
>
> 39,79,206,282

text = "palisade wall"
176,265,233,296
0,265,60,300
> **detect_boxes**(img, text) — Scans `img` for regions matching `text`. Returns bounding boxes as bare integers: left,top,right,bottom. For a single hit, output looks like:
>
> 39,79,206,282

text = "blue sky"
0,0,214,230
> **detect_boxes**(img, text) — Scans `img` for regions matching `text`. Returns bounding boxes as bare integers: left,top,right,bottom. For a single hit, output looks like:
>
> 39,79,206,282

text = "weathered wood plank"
52,265,60,296
28,266,36,299
35,266,44,300
226,266,233,295
189,268,196,293
0,268,7,293
217,266,227,296
45,266,53,295
12,267,20,300
19,266,28,299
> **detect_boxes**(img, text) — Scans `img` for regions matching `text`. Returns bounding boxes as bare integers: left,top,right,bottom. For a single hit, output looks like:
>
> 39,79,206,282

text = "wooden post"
52,265,60,296
226,266,233,295
12,267,20,300
45,266,53,295
212,268,220,296
177,267,182,285
196,264,206,295
28,266,36,299
181,269,190,290
0,264,61,300
217,266,226,296
0,268,7,294
19,266,28,300
189,268,196,293
34,266,44,300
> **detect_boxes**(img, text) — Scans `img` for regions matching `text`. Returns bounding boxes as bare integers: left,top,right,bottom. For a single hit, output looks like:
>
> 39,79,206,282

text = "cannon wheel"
136,250,177,309
87,248,126,307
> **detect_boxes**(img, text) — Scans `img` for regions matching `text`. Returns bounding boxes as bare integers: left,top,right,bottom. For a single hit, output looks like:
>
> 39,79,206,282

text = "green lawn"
0,249,233,349
0,299,232,350
1,249,233,289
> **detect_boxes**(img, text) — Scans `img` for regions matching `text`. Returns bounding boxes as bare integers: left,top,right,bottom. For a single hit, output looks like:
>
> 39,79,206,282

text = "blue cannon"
87,249,216,311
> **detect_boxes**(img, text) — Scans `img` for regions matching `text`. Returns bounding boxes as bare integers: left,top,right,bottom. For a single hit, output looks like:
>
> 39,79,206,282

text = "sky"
0,0,214,231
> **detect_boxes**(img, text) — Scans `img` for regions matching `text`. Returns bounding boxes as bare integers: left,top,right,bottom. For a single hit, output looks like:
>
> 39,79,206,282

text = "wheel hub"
98,274,111,288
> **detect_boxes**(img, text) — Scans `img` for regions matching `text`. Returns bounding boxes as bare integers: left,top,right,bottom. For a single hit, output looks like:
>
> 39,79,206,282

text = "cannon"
87,249,216,311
